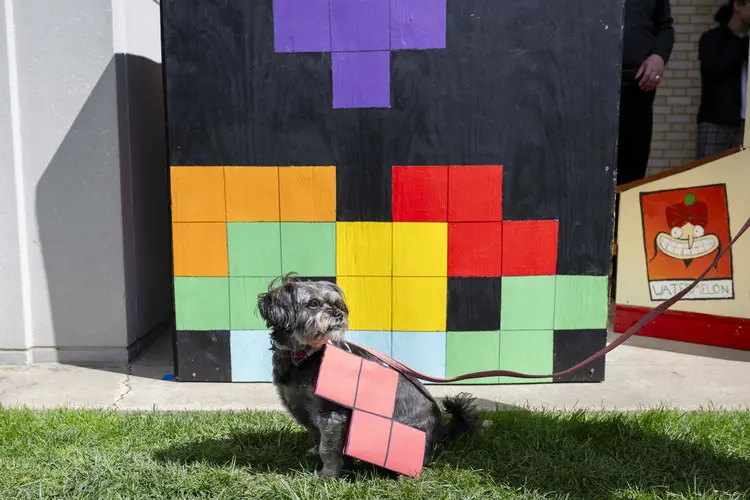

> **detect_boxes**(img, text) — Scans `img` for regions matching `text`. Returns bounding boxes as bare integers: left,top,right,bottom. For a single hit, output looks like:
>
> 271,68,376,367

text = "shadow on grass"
154,426,316,474
152,424,395,479
153,409,750,498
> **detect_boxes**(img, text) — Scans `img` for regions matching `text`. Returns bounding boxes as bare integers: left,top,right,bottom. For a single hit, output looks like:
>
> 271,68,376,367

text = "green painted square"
230,277,276,330
554,275,609,329
174,277,229,330
446,331,500,384
500,276,556,330
281,223,336,276
498,330,553,384
227,223,282,277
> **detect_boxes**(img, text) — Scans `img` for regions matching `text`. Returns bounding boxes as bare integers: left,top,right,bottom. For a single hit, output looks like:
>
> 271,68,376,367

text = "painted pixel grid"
273,0,447,108
170,165,610,383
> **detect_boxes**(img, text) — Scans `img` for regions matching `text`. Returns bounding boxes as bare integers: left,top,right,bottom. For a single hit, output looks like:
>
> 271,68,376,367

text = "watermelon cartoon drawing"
652,193,719,266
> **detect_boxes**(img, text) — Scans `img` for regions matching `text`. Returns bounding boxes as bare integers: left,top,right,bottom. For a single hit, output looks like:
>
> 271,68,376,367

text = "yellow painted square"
393,277,447,331
225,167,280,222
336,222,392,276
337,277,392,330
170,167,226,222
393,222,447,276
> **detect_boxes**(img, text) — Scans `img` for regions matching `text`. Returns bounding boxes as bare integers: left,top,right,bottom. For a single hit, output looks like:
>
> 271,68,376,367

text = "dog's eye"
308,299,322,308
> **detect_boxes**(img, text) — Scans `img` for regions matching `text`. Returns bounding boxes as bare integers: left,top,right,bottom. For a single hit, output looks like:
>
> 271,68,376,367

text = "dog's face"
258,276,349,350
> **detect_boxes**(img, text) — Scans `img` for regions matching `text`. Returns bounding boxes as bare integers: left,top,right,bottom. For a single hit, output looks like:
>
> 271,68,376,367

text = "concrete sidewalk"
1,333,749,411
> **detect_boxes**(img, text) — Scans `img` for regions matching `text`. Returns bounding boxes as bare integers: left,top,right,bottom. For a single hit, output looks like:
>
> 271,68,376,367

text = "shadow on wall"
34,54,173,365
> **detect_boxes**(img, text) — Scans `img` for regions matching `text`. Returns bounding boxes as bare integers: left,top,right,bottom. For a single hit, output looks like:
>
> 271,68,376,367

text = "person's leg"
731,122,745,149
740,121,746,147
614,86,654,300
696,121,712,159
700,122,742,158
617,86,656,185
616,86,635,185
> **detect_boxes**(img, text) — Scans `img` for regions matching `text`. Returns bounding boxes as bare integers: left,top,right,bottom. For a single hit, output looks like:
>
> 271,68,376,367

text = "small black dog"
257,274,477,479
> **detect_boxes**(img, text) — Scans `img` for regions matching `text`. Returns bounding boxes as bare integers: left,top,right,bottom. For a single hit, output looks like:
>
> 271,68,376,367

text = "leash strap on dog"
349,214,750,382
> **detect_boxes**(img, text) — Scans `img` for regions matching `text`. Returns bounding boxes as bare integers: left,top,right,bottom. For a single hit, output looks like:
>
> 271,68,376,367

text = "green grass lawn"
0,407,748,499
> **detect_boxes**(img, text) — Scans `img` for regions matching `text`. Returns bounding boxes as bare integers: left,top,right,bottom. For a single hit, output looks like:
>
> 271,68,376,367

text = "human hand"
635,54,665,91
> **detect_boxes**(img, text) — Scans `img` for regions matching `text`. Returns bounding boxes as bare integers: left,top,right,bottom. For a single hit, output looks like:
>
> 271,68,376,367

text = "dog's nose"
333,310,343,320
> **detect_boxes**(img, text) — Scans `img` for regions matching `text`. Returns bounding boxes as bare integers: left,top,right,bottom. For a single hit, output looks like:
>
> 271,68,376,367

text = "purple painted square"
331,0,390,52
332,51,391,108
273,0,331,53
390,0,447,50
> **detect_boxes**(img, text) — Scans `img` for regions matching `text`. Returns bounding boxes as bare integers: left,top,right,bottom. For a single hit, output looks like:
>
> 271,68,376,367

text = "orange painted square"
225,167,280,222
170,167,226,222
172,223,229,277
279,166,336,221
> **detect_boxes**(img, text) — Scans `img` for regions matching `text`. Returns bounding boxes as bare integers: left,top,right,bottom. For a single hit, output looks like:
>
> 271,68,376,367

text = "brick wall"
648,0,725,175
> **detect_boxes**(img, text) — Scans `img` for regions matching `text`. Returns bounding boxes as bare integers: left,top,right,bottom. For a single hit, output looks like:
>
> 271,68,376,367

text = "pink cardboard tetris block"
313,343,361,407
313,344,427,477
344,410,391,467
345,410,427,478
315,344,399,416
385,421,426,477
354,358,399,418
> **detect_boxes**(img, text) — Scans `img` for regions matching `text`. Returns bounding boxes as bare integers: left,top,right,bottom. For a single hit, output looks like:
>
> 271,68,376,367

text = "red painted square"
501,220,559,276
448,222,503,277
392,166,448,222
384,421,426,477
448,165,503,222
354,359,399,418
344,410,392,467
314,345,361,407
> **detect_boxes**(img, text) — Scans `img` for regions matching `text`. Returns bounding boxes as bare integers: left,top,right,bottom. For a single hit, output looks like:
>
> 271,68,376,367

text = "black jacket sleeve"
699,30,749,82
652,0,675,62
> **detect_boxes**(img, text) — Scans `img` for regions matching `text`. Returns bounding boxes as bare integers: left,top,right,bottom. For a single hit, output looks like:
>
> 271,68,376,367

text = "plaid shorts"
696,121,745,159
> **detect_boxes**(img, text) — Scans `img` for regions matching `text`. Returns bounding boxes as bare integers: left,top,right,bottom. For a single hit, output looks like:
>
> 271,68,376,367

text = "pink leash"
348,215,750,382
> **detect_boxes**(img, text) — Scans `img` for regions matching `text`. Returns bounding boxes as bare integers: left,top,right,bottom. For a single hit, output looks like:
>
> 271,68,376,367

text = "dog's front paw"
317,467,341,480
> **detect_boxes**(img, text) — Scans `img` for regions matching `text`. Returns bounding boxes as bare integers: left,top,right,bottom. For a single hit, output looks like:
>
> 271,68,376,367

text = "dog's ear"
257,280,297,331
325,282,348,314
322,280,345,298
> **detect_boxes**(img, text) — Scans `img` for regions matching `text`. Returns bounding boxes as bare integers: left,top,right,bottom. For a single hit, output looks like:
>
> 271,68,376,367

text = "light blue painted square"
230,330,273,382
345,331,392,356
392,331,446,385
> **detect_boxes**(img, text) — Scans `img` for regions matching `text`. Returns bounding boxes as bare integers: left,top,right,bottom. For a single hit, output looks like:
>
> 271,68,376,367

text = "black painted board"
175,330,232,382
553,329,607,383
447,277,501,331
161,0,621,275
334,115,392,221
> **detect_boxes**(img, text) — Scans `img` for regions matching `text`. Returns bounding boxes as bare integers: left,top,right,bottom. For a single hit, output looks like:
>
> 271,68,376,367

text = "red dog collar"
270,339,328,367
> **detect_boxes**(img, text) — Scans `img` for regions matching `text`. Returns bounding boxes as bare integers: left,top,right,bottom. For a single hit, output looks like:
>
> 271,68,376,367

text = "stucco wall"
0,0,26,360
0,0,170,364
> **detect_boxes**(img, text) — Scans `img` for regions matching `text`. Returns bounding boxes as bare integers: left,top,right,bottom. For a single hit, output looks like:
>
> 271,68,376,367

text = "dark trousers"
616,85,656,185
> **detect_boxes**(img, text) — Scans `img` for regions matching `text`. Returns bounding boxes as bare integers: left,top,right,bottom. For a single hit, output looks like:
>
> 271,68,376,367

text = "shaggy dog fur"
257,274,477,479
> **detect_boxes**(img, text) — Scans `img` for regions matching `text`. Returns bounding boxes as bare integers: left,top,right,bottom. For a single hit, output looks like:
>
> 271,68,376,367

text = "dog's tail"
441,392,478,440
